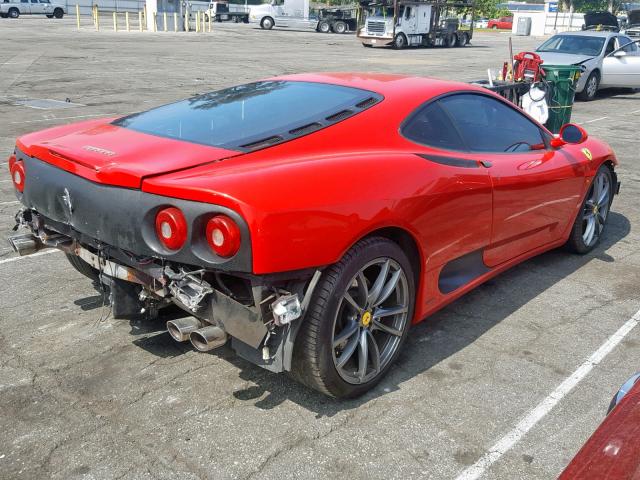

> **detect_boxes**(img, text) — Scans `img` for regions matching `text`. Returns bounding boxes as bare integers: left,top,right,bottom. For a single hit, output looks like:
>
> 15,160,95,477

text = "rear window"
114,81,380,151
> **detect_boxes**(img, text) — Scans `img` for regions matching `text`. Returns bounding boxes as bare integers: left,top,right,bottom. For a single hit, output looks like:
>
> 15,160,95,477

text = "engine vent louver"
325,110,354,122
355,97,378,109
240,135,284,150
289,122,322,136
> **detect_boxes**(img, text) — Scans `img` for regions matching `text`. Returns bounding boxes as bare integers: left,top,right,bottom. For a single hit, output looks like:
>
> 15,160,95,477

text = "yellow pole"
185,10,189,31
143,5,147,29
173,12,178,31
95,7,100,30
202,11,205,32
113,11,117,31
125,11,130,31
196,11,200,32
75,4,80,29
163,11,167,31
208,10,211,31
138,11,143,31
152,12,157,31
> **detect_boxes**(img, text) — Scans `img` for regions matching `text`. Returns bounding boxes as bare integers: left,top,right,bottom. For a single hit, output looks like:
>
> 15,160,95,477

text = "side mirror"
550,123,588,147
613,50,627,58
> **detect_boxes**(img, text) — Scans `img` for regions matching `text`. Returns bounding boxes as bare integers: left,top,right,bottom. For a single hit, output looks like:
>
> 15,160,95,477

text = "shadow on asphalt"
126,211,630,416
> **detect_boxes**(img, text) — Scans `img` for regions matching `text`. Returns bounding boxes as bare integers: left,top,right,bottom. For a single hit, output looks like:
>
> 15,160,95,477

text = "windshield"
114,81,378,150
536,35,606,56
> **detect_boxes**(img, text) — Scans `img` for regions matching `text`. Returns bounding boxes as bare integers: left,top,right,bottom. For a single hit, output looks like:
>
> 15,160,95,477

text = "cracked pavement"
0,18,639,480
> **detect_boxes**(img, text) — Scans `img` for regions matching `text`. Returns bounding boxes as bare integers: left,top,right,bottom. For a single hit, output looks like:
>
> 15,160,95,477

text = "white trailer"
357,0,474,49
249,0,316,30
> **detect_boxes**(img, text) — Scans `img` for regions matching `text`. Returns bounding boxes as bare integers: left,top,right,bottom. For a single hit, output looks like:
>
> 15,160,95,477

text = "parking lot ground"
0,18,639,480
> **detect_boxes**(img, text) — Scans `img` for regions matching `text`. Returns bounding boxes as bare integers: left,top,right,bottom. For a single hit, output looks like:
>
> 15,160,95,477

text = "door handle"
479,160,492,168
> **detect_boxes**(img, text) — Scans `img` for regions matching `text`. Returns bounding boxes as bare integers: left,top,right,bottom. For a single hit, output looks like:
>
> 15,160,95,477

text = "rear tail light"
155,207,188,250
206,215,241,257
10,158,25,193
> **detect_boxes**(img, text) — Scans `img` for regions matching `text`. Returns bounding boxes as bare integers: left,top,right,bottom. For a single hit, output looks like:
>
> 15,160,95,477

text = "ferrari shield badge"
581,148,593,161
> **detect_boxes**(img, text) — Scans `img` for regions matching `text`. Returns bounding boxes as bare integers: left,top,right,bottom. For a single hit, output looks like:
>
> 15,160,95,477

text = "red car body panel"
559,380,640,479
16,118,241,188
488,17,513,29
10,73,618,325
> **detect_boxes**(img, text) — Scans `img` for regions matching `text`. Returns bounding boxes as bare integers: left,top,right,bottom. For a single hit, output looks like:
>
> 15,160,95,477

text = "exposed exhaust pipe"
8,233,43,256
190,325,228,352
166,318,203,342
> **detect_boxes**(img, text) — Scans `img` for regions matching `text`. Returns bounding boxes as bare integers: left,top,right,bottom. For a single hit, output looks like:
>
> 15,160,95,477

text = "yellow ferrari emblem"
361,311,372,327
581,148,593,161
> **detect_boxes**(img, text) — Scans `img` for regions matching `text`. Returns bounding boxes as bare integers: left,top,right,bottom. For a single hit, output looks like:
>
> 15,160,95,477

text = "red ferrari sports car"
559,373,640,479
7,73,620,398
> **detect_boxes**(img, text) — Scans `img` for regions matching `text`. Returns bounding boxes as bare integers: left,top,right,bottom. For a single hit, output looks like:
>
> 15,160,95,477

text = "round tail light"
155,207,188,250
10,160,25,193
206,215,241,257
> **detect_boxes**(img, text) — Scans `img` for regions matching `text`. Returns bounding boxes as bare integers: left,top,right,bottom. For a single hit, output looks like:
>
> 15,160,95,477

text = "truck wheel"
445,33,457,47
290,236,415,398
8,7,19,18
317,19,330,33
393,33,407,49
332,20,347,34
233,15,240,23
457,32,468,46
53,7,63,18
260,16,274,30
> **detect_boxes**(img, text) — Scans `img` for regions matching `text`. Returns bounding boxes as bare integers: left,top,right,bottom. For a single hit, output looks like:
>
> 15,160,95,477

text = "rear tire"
260,16,274,30
446,33,458,47
290,237,415,398
8,7,19,18
458,32,468,46
66,253,99,280
565,165,613,254
53,8,63,18
362,43,373,47
317,19,330,33
332,20,347,33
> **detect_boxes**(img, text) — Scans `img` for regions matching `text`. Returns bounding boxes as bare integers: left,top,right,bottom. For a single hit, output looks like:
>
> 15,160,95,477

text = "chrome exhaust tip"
190,325,227,352
8,233,42,256
166,318,203,342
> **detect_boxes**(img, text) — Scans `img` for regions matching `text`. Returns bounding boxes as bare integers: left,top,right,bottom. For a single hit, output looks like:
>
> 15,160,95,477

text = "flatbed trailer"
316,6,358,33
357,0,474,48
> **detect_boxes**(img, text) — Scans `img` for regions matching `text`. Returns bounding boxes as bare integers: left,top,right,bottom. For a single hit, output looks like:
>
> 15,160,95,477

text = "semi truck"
357,0,474,48
249,0,356,33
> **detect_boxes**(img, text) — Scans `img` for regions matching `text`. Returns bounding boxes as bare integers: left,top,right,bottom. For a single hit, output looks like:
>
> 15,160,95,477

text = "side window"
405,6,411,19
619,36,638,53
20,0,28,3
605,37,616,55
31,0,38,4
402,101,466,151
438,94,544,153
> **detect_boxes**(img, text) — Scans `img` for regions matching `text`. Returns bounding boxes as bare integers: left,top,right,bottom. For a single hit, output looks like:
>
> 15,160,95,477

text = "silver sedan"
536,31,640,101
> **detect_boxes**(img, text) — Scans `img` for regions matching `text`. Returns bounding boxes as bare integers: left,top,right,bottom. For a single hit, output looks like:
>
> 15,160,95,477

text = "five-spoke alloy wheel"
567,165,613,253
291,237,415,398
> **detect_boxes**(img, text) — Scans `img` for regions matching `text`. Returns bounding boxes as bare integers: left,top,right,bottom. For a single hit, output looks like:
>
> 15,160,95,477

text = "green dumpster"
542,65,583,134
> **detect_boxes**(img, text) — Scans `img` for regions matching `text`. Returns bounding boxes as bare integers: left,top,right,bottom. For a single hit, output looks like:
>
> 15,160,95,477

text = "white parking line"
0,249,59,266
0,200,20,207
455,308,640,480
581,116,609,124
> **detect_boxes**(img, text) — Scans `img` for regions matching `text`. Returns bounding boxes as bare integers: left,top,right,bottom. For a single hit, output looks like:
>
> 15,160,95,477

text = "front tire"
53,7,63,18
291,237,415,398
393,32,407,49
317,19,330,33
566,165,613,253
8,7,19,18
577,71,599,101
260,16,274,30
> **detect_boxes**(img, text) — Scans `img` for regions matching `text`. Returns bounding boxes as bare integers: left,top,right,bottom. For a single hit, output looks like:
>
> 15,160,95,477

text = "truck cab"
358,0,473,49
249,0,315,30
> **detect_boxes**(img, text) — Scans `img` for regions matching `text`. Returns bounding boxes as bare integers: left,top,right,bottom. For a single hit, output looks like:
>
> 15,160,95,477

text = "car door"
39,0,53,15
29,0,43,14
19,0,30,14
272,0,287,26
601,37,640,87
436,93,588,267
